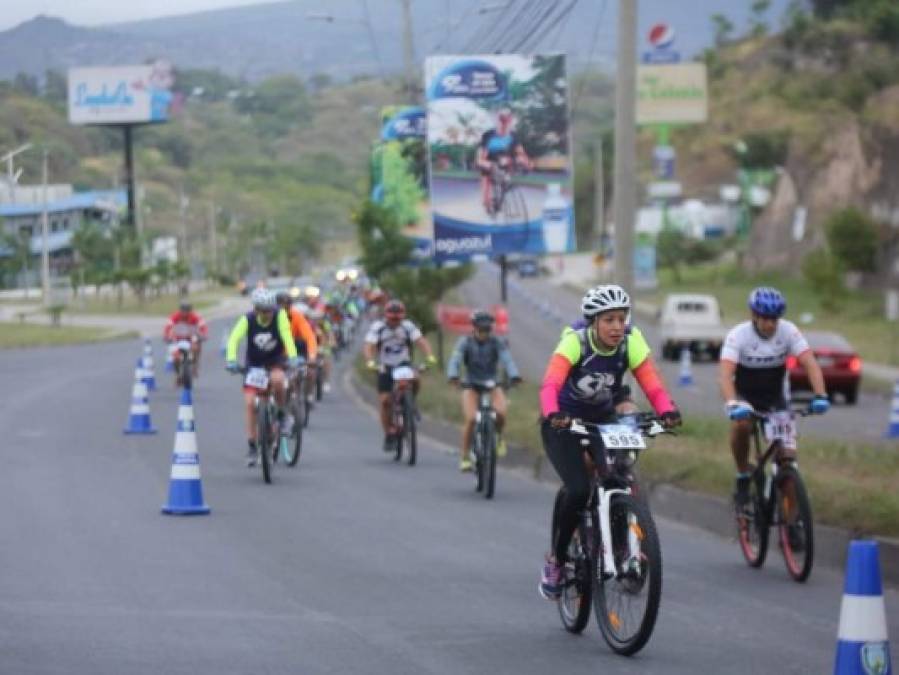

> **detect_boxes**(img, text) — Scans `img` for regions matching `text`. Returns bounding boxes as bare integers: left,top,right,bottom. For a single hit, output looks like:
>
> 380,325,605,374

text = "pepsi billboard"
642,23,680,65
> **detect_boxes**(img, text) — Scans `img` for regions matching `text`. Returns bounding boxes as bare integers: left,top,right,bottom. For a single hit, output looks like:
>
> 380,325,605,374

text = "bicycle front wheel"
286,390,302,467
393,394,403,462
483,418,496,499
737,466,769,568
594,494,662,656
404,390,417,466
776,466,814,582
257,402,272,484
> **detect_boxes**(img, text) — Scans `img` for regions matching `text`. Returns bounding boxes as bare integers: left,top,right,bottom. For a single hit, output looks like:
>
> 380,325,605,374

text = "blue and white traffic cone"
678,347,694,387
162,387,210,515
165,344,175,373
834,540,891,674
885,381,899,439
141,342,157,391
123,366,157,434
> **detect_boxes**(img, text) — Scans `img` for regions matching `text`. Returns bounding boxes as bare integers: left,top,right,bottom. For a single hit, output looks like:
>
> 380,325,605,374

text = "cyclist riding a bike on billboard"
537,285,681,600
447,310,521,473
476,107,532,216
718,287,830,511
363,300,437,452
163,301,209,380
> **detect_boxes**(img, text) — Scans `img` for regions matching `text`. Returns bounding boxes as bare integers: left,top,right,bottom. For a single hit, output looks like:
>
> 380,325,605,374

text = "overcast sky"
0,0,276,31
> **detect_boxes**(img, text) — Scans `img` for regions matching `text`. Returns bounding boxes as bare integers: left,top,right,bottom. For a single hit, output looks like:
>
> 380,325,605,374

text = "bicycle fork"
597,487,640,579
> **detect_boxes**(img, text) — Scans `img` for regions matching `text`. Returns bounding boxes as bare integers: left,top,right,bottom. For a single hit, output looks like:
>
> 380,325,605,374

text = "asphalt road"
0,330,896,674
461,263,894,444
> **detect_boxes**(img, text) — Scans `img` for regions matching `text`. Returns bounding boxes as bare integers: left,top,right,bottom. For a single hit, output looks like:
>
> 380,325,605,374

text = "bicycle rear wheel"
559,517,593,634
776,466,814,582
474,426,485,492
594,494,662,656
404,390,417,466
737,466,769,568
257,402,272,484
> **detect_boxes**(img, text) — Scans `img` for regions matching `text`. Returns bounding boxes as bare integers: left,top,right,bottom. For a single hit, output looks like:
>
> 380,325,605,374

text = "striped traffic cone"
141,341,157,391
678,347,694,387
123,365,157,434
885,381,899,439
834,540,891,674
161,387,210,515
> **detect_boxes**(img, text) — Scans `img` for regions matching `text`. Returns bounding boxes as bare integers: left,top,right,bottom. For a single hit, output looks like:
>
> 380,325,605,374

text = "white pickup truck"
658,293,726,361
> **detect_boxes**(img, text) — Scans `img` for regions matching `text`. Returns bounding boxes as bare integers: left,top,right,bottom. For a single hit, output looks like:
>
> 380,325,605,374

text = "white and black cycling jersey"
720,319,810,410
365,319,422,368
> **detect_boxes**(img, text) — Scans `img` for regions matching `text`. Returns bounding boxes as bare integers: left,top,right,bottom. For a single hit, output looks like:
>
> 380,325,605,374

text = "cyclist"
447,310,522,472
363,299,437,451
476,107,532,215
163,301,209,380
308,305,334,395
277,289,319,411
537,284,681,600
224,288,301,466
718,287,830,512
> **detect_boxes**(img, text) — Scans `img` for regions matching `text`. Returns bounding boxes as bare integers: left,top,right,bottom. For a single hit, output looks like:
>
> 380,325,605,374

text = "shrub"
802,248,846,311
825,207,878,273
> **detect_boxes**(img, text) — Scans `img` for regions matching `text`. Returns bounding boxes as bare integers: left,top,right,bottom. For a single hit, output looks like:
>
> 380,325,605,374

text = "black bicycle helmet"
471,310,495,329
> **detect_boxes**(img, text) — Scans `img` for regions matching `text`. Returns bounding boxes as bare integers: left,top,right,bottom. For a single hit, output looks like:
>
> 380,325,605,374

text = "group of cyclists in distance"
163,271,832,604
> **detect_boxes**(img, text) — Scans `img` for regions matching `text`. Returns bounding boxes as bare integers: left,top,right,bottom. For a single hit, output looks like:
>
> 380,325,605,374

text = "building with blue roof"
0,189,126,287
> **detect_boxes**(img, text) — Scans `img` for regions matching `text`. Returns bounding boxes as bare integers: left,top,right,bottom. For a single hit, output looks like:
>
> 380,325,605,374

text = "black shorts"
376,371,393,394
295,340,308,359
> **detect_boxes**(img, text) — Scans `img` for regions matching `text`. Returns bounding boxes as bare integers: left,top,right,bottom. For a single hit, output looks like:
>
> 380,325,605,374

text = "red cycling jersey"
164,311,209,342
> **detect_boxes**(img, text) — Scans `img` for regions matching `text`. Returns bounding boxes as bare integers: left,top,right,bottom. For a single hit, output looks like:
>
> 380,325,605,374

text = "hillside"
668,1,899,274
0,70,396,276
0,1,793,81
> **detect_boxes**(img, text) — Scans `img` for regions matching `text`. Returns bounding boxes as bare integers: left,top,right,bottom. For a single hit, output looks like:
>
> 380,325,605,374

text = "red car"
787,331,862,404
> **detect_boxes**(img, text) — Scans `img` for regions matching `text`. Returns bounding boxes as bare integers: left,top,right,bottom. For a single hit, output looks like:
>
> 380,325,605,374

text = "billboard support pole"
499,254,508,304
122,124,136,229
613,0,637,291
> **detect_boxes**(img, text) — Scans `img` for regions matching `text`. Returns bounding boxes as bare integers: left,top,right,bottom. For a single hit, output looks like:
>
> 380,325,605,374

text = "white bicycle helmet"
251,287,277,310
581,284,631,318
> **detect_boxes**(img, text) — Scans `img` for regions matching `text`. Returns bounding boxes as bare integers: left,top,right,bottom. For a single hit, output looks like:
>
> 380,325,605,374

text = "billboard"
68,62,175,125
636,63,708,125
370,106,432,259
425,54,575,261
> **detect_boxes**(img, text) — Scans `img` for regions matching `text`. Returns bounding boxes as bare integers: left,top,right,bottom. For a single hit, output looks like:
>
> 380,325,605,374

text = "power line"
571,0,608,117
464,0,521,52
514,0,578,53
493,0,551,53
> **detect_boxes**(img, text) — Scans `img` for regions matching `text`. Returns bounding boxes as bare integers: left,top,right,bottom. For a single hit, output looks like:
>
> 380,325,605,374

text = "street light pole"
612,0,637,290
399,0,417,102
41,148,50,304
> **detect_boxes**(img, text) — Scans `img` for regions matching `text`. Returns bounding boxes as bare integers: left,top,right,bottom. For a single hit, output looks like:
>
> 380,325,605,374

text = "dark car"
517,258,540,278
787,331,862,404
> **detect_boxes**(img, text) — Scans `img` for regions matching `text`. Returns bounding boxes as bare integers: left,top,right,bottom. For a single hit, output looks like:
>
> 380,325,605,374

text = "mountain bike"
315,354,325,401
173,337,195,390
736,407,815,582
281,362,307,467
554,414,672,656
470,379,511,500
236,366,283,484
487,159,529,224
389,364,422,466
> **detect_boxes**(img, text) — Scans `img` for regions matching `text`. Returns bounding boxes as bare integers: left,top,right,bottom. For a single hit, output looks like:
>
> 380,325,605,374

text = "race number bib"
763,411,797,450
599,424,646,450
245,367,270,389
176,340,192,351
392,366,416,381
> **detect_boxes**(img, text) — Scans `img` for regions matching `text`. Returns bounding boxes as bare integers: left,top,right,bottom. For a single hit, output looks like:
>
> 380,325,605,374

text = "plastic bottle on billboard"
542,183,570,253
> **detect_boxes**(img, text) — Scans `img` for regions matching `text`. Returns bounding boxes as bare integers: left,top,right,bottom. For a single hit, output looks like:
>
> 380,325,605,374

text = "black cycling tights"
542,421,592,563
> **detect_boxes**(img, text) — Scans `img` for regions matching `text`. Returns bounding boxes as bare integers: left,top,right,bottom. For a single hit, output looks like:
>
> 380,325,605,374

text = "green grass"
638,263,899,368
67,289,229,316
0,322,136,348
357,350,899,538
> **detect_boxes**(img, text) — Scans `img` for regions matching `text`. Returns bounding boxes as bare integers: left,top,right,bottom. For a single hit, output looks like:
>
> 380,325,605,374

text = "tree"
656,226,688,282
710,13,735,46
1,229,33,293
802,248,846,311
749,0,772,37
825,207,878,273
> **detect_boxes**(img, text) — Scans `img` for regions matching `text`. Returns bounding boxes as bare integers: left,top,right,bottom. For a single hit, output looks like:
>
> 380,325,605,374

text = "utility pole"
595,139,605,253
40,148,50,304
400,0,417,103
612,0,637,290
208,198,218,274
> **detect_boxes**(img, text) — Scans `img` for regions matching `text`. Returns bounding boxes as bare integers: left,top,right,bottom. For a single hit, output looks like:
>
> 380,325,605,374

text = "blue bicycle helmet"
748,287,786,318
